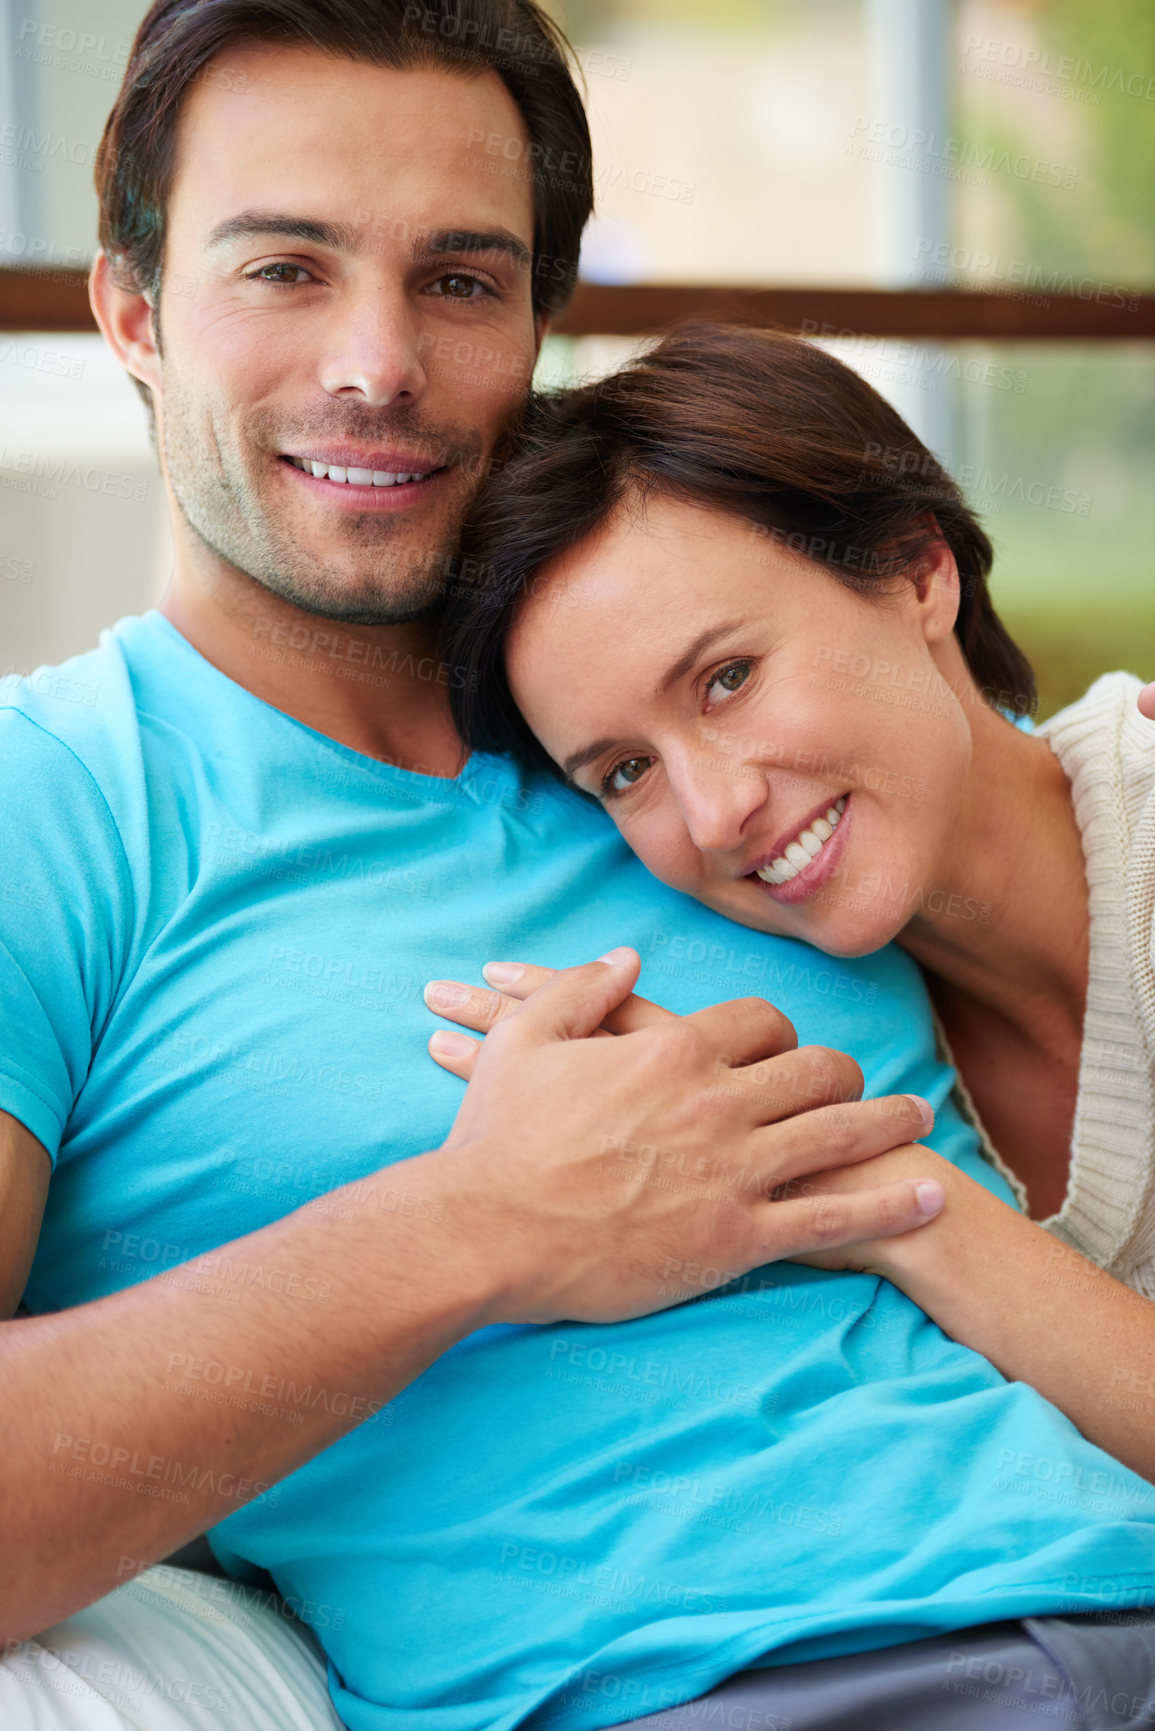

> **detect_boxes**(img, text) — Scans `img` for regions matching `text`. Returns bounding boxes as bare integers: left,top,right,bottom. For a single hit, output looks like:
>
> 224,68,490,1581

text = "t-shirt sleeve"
0,709,134,1163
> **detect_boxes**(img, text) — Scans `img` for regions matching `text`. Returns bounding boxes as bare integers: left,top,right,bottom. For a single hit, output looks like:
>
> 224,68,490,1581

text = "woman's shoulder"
1039,673,1155,1289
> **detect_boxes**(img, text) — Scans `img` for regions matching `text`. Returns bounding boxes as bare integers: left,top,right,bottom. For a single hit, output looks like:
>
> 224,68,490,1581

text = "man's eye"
603,756,653,797
247,263,314,286
429,273,489,300
705,661,752,704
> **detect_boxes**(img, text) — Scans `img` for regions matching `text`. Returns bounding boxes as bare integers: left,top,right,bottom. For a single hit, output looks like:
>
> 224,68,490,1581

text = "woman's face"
506,493,976,957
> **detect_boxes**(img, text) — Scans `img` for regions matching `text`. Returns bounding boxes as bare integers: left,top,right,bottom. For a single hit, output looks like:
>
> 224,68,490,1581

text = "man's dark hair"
442,322,1036,771
95,0,592,320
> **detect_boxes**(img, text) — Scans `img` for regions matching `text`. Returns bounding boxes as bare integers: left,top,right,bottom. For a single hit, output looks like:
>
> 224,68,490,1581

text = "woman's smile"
747,793,849,903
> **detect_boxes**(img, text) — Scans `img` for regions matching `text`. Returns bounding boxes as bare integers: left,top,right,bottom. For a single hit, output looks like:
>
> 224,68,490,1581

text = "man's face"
153,44,541,624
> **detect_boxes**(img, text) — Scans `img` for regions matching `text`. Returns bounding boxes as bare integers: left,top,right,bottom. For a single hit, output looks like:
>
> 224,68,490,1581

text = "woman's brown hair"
442,322,1035,771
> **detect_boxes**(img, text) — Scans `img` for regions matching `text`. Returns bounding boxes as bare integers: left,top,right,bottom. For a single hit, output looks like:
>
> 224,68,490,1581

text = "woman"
429,323,1155,1478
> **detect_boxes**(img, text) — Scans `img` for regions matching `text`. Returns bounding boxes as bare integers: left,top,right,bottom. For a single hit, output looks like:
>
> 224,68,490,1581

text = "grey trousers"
608,1613,1155,1730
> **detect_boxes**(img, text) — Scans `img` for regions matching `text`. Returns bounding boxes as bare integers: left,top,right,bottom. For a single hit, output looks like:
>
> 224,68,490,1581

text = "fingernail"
915,1180,945,1218
905,1095,935,1132
482,962,522,987
424,982,468,1010
430,1030,476,1058
597,947,633,966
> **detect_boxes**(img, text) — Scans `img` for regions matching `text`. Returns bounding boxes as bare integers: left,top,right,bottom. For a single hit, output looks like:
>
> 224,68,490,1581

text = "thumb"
1137,682,1155,723
508,948,642,1047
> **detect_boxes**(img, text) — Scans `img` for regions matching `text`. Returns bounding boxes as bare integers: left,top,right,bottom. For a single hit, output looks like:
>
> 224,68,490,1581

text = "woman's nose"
669,748,765,855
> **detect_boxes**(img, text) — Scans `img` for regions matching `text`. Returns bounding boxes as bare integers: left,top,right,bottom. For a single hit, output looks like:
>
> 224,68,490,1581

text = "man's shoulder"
1,618,142,747
0,617,160,847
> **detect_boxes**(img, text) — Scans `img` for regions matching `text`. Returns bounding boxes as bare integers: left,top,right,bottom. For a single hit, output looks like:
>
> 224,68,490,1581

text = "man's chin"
250,566,448,628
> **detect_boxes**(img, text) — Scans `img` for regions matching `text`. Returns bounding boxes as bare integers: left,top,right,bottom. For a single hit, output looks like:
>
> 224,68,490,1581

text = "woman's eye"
248,263,314,286
429,272,489,300
705,661,752,704
604,756,653,796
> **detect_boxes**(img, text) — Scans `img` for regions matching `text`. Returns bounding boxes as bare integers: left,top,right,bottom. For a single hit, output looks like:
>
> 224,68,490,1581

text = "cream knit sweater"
1033,672,1155,1298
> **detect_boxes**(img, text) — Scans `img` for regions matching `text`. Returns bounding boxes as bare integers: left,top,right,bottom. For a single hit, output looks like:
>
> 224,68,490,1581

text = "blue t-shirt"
3,613,1153,1731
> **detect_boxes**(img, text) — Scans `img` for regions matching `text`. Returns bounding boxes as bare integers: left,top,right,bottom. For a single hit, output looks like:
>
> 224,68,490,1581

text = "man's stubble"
159,355,490,627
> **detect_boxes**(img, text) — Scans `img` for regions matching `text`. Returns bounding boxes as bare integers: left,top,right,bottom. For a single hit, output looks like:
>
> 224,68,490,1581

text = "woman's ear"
909,519,961,646
89,252,162,401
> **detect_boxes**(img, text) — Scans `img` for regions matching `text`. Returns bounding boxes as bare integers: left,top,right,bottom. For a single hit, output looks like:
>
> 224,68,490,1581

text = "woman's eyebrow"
562,737,620,782
656,621,747,694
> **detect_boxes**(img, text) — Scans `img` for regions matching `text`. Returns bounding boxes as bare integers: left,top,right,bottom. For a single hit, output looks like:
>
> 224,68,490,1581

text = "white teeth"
293,459,430,486
754,796,848,888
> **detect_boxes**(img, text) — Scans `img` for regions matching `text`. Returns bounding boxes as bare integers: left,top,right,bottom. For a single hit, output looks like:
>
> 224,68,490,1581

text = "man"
1,4,1153,1729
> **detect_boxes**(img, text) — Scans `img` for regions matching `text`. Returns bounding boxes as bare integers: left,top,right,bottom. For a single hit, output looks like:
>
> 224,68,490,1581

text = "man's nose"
319,284,429,407
668,745,765,855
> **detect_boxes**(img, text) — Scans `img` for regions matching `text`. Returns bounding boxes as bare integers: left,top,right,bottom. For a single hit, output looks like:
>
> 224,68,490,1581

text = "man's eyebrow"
422,227,532,270
205,211,363,252
561,621,749,783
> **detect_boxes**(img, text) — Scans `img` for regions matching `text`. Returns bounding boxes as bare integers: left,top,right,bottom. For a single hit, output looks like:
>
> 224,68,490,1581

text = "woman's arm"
801,1144,1155,1482
424,961,1155,1479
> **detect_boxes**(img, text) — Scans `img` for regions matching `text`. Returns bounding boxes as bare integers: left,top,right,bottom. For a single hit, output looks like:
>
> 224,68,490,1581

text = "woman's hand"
423,958,663,1077
774,1144,963,1273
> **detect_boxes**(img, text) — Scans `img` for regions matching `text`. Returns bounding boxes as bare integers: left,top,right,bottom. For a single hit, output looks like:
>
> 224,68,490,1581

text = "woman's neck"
894,683,1090,1215
896,690,1089,1052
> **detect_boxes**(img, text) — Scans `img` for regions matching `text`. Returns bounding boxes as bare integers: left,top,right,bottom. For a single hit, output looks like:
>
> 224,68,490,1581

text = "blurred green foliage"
954,0,1155,712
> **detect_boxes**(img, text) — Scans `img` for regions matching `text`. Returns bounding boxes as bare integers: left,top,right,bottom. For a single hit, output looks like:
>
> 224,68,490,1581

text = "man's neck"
161,547,467,779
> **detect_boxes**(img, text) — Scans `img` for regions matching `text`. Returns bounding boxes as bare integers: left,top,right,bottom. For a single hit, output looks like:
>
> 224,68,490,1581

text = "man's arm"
5,952,942,1639
0,1105,499,1641
0,1116,49,1319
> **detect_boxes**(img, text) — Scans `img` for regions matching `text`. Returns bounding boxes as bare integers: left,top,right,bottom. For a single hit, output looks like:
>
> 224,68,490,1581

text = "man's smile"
279,448,450,510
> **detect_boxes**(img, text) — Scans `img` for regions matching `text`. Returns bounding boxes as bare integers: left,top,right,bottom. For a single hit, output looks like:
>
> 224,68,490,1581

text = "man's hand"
423,950,945,1325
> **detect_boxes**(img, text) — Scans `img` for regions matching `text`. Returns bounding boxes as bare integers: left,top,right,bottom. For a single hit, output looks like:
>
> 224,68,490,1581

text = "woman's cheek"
620,803,699,895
